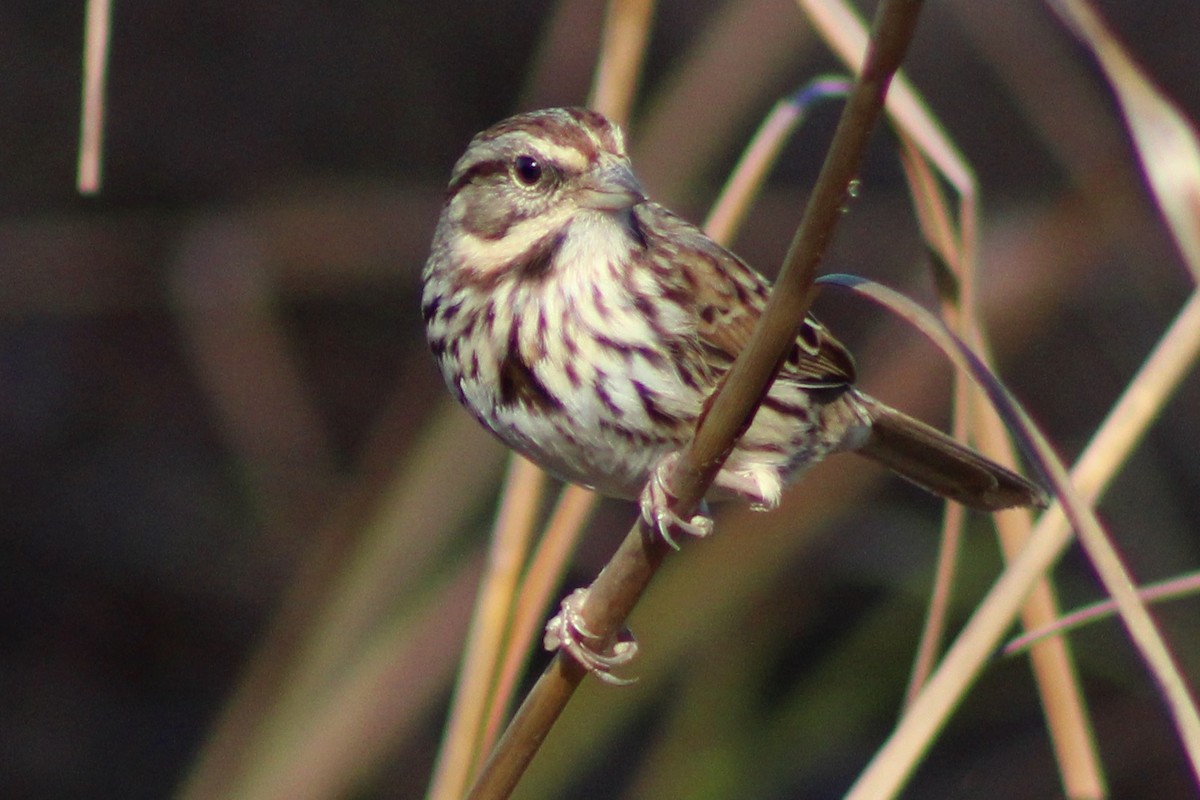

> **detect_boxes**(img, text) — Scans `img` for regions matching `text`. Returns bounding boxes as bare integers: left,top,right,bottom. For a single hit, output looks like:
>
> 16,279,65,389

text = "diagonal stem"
465,2,926,799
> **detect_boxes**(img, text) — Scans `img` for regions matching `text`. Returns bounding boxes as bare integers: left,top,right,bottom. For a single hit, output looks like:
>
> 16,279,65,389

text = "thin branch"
465,3,926,798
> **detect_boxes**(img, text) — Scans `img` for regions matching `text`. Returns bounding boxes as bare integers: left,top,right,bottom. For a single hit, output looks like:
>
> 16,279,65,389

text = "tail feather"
853,397,1047,511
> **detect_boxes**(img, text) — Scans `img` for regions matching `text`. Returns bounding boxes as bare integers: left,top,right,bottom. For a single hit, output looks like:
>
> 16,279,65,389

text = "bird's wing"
643,204,856,388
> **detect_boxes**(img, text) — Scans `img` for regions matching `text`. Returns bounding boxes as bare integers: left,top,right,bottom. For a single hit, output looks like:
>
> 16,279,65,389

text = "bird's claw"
544,588,638,685
639,453,714,549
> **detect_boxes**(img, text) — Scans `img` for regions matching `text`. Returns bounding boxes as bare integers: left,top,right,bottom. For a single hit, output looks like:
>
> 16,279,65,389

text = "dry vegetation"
5,1,1199,798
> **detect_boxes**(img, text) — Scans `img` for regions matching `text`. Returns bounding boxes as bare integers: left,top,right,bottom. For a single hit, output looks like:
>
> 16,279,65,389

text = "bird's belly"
482,401,676,499
452,347,698,499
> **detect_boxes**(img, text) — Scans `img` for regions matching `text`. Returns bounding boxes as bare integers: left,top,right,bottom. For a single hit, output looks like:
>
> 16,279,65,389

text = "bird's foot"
543,588,638,685
638,453,714,549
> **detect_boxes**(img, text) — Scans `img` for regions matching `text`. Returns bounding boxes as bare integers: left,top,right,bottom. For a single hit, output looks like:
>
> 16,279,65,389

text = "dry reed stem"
633,0,816,203
180,406,504,799
704,79,852,245
427,457,547,800
842,281,1200,798
893,138,972,707
800,1,1102,792
704,98,805,245
896,127,1101,793
949,2,1132,199
801,0,1099,791
169,222,338,523
78,0,111,194
890,143,1098,793
478,485,598,762
890,141,978,713
1052,0,1200,780
254,416,498,725
1007,571,1200,655
1051,0,1200,282
589,0,656,128
230,556,483,800
466,3,925,798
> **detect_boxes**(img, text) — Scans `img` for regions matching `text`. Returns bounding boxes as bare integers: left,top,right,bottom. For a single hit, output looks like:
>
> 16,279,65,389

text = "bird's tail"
852,394,1047,511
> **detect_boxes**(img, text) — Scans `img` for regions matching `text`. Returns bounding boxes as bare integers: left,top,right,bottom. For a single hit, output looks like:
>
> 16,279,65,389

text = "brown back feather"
637,201,856,389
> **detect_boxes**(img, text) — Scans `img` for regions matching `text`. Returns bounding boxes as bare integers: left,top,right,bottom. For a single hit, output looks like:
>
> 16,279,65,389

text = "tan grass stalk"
179,406,504,799
799,1,1103,792
839,280,1200,798
78,0,111,194
1007,571,1200,656
477,485,598,761
1050,0,1200,282
632,0,817,204
231,557,483,800
704,78,851,245
589,0,657,128
895,131,1102,793
426,457,547,800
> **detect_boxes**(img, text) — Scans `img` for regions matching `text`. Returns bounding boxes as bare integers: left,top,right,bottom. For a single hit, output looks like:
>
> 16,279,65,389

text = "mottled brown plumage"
422,107,1045,524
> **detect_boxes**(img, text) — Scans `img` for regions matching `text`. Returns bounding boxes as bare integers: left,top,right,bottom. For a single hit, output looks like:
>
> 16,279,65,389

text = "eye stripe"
446,158,508,199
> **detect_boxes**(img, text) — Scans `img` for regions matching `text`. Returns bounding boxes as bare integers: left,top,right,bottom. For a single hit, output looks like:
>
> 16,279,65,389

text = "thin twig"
465,3,926,798
1005,571,1200,656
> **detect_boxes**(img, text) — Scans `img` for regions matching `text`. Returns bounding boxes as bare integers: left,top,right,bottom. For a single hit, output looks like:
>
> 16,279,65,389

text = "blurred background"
2,1,1198,797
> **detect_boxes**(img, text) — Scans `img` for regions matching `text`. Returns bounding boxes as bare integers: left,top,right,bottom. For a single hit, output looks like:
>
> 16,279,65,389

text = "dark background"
3,1,1198,798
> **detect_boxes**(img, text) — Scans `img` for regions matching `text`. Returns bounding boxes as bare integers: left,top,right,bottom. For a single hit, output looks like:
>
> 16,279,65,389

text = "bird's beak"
578,163,645,211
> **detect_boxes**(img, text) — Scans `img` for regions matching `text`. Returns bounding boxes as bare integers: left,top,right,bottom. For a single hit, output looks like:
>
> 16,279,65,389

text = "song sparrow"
422,107,1044,678
423,106,1043,527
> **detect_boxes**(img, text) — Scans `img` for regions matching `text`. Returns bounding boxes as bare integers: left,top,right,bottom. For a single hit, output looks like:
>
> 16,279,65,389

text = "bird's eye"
513,155,543,186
